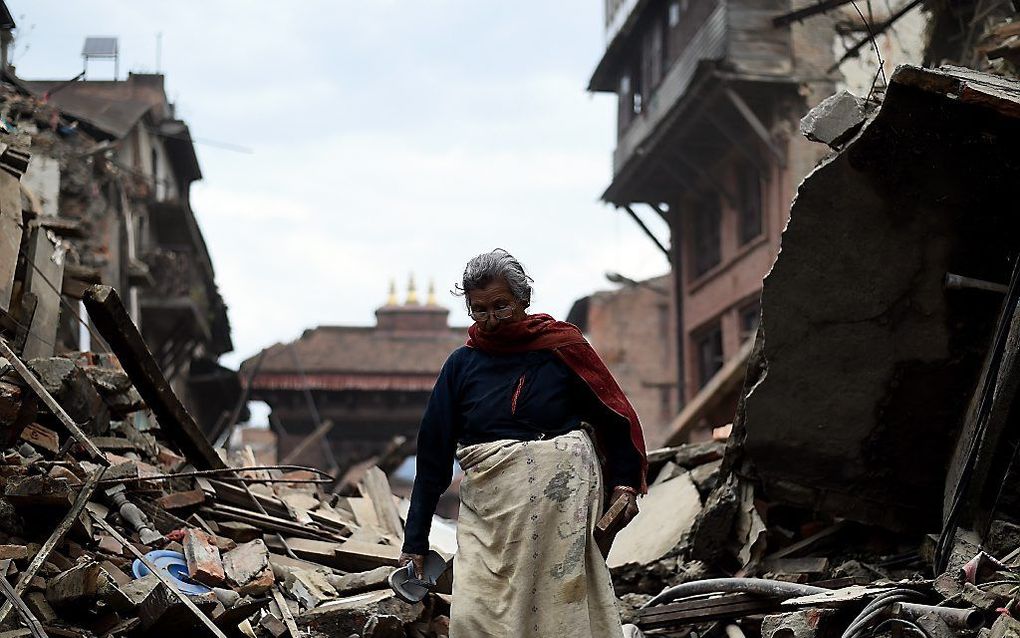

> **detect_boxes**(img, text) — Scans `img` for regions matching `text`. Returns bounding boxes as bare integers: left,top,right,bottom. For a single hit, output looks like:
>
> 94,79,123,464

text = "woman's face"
467,279,527,333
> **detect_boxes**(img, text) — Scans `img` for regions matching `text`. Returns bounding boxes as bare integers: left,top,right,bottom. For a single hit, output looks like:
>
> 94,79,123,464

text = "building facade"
589,0,842,441
567,274,679,448
243,281,467,473
10,69,235,429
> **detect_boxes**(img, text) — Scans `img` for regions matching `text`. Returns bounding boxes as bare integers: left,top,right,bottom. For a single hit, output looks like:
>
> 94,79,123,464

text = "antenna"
82,36,118,80
155,32,162,72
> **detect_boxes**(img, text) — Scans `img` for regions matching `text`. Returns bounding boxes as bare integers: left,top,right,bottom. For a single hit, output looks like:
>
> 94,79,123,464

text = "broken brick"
183,528,225,586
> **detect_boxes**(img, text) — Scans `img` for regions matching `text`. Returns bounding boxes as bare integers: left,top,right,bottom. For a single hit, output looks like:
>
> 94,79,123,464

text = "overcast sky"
11,1,671,370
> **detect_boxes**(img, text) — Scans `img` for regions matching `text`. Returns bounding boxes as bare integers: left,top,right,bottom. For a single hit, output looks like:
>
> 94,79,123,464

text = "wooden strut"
88,511,230,638
0,467,107,624
271,586,300,638
0,337,109,464
82,285,225,471
723,88,786,167
622,205,671,260
281,420,334,466
0,561,48,638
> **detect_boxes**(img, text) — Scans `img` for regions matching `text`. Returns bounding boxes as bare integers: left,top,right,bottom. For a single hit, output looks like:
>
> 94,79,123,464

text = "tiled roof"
243,324,468,392
24,75,170,139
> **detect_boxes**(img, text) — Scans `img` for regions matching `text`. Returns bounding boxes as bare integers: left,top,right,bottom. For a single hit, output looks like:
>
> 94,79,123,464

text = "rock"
222,538,275,595
120,573,162,607
690,478,739,563
298,590,422,638
138,583,218,631
961,582,1009,611
24,591,57,624
286,568,339,609
83,366,145,416
762,608,839,638
673,441,726,468
0,497,23,535
0,544,28,560
690,460,722,496
990,614,1020,638
4,474,74,507
799,90,869,148
27,357,109,434
328,566,392,596
211,587,240,608
986,519,1020,557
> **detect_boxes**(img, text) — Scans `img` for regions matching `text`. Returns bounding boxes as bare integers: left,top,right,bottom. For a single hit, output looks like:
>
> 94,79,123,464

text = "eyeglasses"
469,305,515,322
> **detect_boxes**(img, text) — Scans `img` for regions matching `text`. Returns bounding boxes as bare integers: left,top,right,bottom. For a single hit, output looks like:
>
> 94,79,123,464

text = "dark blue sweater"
402,346,642,554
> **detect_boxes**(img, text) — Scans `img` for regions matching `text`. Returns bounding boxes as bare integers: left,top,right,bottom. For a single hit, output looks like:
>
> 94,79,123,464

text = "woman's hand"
610,486,640,525
398,552,426,579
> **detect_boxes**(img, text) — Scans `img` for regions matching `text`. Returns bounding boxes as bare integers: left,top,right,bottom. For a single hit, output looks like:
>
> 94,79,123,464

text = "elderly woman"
400,249,648,637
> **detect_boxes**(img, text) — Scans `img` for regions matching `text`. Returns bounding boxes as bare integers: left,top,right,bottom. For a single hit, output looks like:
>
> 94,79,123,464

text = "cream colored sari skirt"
450,430,624,638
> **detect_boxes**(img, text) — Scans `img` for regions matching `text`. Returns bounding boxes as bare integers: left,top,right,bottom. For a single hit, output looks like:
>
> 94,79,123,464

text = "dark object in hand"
594,493,629,558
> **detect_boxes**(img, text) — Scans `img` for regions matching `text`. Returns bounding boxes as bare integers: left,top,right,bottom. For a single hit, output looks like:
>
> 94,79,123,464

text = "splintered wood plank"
82,285,224,471
21,226,64,360
357,468,403,541
0,168,22,313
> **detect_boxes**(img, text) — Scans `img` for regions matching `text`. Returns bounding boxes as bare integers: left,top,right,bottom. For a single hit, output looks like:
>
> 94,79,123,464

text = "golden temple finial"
406,273,420,306
426,279,438,306
386,279,398,306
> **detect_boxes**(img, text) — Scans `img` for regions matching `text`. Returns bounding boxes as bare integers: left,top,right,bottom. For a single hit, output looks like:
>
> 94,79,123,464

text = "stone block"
762,608,840,638
27,357,109,434
799,90,869,148
223,538,274,595
286,568,339,609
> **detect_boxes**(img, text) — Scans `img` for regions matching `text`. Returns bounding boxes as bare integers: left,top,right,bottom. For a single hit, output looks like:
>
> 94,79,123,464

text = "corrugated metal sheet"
613,2,728,172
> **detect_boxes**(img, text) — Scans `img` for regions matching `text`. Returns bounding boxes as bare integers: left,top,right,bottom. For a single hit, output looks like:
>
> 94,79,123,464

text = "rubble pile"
0,292,453,638
611,440,1020,638
613,65,1020,638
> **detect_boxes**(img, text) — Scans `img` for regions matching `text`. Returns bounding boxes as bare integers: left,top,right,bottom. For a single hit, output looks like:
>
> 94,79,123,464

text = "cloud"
16,1,670,374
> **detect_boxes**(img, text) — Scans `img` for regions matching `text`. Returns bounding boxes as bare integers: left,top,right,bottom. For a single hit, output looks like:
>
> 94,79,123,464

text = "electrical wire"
848,0,887,102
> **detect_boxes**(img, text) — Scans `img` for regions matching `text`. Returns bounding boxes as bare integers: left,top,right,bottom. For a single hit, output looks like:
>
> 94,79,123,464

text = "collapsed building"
612,64,1020,638
0,62,236,432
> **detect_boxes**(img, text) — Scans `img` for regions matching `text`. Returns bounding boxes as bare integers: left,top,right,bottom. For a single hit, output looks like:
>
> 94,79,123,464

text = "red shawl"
466,313,648,492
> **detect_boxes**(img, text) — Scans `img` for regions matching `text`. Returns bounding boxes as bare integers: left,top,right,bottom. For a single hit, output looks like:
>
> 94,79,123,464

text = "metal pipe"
642,578,828,609
945,273,1008,294
893,603,984,630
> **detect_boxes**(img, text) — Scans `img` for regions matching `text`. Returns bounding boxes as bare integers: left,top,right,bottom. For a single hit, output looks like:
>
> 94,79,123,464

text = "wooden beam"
704,110,772,175
82,285,225,470
664,338,753,446
0,166,22,314
622,205,671,261
772,0,859,26
664,156,739,210
89,512,229,638
358,467,404,542
21,227,65,360
270,587,299,638
280,419,334,465
724,88,786,168
0,338,108,464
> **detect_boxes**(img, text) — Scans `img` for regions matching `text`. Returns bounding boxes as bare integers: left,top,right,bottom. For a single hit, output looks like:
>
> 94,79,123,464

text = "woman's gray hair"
455,248,533,309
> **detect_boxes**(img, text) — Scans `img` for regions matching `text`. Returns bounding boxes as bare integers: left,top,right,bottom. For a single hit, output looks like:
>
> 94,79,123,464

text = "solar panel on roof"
82,37,118,57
